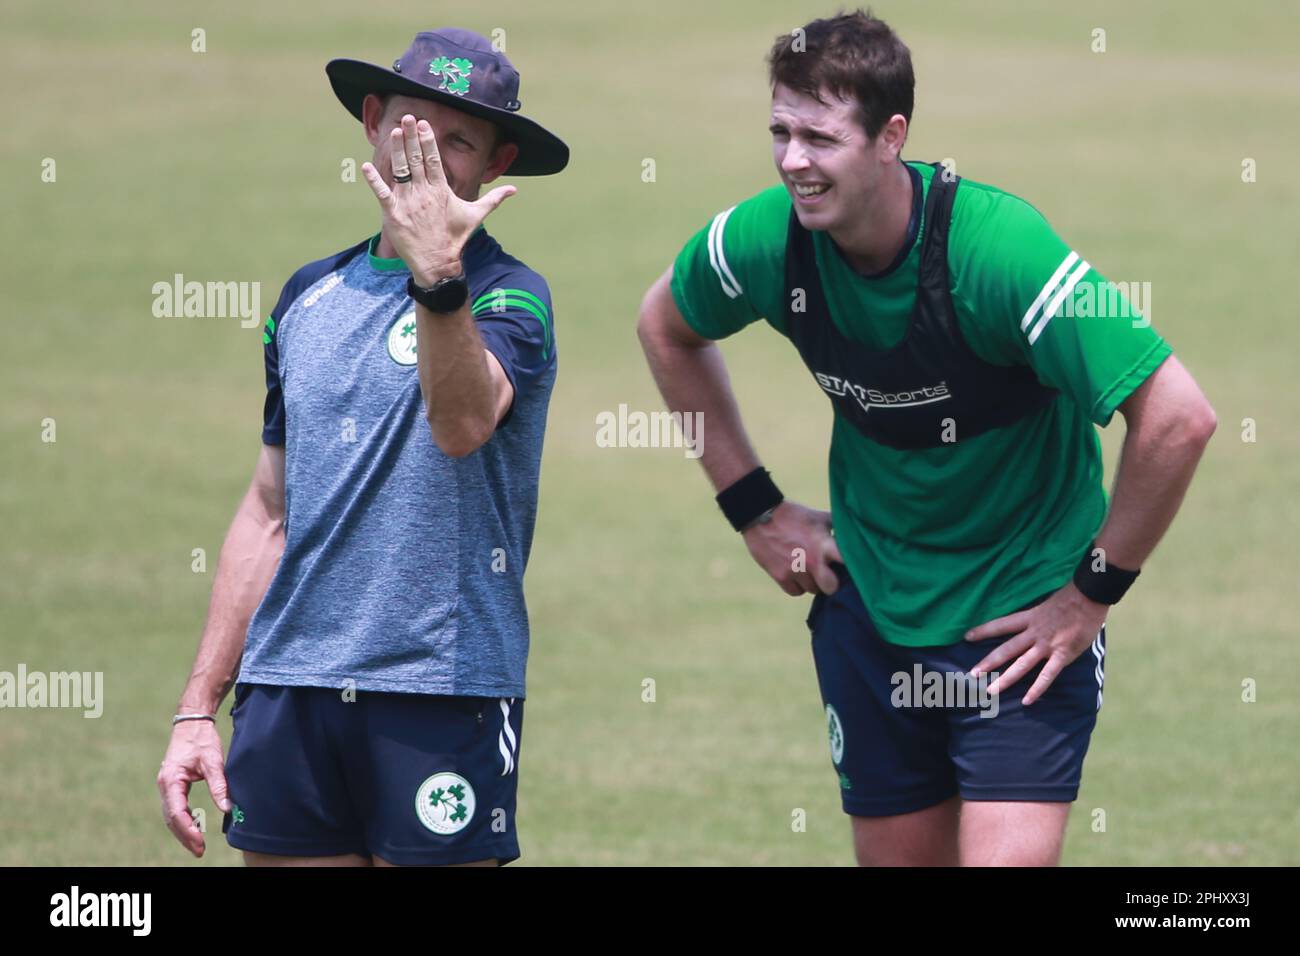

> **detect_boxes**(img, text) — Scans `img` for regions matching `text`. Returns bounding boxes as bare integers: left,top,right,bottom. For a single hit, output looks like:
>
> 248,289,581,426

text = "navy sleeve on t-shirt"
261,241,368,445
469,268,555,427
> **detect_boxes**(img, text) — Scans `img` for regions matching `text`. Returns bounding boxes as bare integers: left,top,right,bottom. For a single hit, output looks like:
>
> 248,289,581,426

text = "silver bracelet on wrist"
171,713,216,726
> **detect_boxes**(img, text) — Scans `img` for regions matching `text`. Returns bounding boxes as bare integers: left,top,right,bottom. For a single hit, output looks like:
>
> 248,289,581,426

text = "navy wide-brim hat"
326,28,569,177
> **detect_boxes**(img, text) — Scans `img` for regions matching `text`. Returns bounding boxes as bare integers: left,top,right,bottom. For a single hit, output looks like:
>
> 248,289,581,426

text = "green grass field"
2,0,1296,865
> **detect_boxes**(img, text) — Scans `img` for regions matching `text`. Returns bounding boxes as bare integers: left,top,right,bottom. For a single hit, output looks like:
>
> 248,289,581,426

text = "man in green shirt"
638,10,1216,865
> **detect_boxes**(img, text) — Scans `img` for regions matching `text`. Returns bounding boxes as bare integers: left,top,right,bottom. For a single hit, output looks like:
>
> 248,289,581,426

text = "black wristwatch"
407,271,469,314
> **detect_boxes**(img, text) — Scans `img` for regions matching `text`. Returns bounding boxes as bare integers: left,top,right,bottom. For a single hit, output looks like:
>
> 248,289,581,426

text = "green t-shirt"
670,161,1172,646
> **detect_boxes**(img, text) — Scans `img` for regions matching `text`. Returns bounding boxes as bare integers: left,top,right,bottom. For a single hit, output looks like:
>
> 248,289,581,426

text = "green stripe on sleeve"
471,288,548,318
471,289,551,359
474,287,549,319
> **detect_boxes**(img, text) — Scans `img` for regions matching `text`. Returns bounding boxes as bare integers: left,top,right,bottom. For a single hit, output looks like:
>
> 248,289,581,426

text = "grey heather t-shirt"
239,228,555,698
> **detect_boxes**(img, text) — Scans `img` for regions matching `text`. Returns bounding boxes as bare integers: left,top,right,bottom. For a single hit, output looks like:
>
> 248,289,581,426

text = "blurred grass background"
1,0,1296,865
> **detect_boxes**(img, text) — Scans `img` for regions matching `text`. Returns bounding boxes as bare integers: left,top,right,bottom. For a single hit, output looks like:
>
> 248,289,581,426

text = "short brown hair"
767,8,914,139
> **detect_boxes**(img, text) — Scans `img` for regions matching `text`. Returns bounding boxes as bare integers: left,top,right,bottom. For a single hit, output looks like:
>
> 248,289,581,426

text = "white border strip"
1020,252,1079,332
706,207,742,299
1028,259,1091,345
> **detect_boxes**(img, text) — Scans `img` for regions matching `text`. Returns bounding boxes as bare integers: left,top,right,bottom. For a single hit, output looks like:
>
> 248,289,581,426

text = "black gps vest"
783,162,1057,450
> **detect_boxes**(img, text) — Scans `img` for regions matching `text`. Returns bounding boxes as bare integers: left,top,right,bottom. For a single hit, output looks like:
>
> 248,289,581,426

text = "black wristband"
716,467,784,532
1072,542,1140,605
407,272,468,314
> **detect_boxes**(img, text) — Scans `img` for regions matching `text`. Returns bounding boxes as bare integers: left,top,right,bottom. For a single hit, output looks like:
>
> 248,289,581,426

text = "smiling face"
362,92,519,202
769,81,907,235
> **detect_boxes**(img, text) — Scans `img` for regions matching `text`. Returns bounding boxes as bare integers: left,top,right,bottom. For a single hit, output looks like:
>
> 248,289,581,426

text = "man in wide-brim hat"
159,28,568,867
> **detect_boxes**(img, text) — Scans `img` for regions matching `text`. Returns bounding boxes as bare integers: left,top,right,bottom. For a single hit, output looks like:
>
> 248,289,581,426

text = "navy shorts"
808,567,1106,817
222,684,524,865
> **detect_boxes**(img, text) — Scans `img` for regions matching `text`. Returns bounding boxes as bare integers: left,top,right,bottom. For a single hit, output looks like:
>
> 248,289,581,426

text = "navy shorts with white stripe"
809,565,1105,817
222,685,524,865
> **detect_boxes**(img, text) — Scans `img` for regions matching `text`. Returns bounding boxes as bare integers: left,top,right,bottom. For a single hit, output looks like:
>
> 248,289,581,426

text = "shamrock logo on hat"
428,56,473,95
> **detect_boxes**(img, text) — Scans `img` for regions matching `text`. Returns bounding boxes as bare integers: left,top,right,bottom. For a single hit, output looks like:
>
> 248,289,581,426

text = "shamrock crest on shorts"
415,771,476,835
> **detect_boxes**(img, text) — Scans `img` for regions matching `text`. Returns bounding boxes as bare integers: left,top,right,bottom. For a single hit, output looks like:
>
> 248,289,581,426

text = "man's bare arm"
968,354,1216,704
177,443,287,714
412,300,514,458
636,267,763,490
158,442,286,856
361,113,517,458
637,266,842,595
1093,354,1217,570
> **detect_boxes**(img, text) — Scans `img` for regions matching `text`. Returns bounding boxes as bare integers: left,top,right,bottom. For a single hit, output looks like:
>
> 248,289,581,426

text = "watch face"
408,273,468,313
431,276,469,312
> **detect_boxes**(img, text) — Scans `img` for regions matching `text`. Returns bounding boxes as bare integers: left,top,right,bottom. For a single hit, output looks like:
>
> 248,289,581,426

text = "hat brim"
326,58,569,177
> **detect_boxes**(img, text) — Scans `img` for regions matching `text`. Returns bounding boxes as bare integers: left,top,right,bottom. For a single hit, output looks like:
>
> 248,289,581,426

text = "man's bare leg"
958,801,1071,866
851,795,960,866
